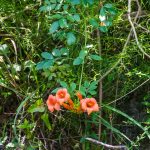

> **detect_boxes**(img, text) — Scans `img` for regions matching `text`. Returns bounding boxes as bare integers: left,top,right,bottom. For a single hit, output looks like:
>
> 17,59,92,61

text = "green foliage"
1,0,150,149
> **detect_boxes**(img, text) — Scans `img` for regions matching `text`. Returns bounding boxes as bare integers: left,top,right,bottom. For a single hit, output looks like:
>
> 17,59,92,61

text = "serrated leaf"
67,32,76,45
52,49,61,57
59,18,68,28
89,85,97,91
0,44,9,55
79,50,88,59
84,81,90,88
41,52,53,59
99,26,108,32
43,60,54,69
104,3,113,9
63,4,69,11
48,14,62,19
66,14,75,22
41,114,52,131
70,82,76,92
36,61,45,70
73,57,83,65
73,14,80,22
108,8,117,15
89,90,97,95
60,81,68,88
51,87,61,93
100,7,106,16
89,18,99,28
71,0,80,5
104,20,112,26
28,105,45,113
90,81,98,87
49,21,59,34
90,54,102,61
87,0,94,4
60,48,69,56
80,86,86,96
28,100,45,113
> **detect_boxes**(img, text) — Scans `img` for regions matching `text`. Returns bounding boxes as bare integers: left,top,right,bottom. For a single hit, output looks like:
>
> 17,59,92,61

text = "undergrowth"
0,0,150,150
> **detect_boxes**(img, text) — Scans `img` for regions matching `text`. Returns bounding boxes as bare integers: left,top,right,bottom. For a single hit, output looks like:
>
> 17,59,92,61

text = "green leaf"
51,87,61,93
41,52,53,59
67,32,76,45
51,0,57,3
79,50,88,59
43,60,54,69
28,105,45,113
100,7,106,16
104,20,112,26
73,14,80,22
89,18,99,28
80,86,86,96
0,44,9,55
41,114,52,131
48,14,62,19
36,61,45,70
59,18,68,28
63,4,69,11
70,82,76,92
89,85,97,91
60,81,68,88
28,100,45,113
73,57,83,65
18,119,35,129
52,49,61,57
88,90,96,95
71,0,80,5
99,26,108,32
84,81,90,88
90,54,102,61
49,21,59,34
104,3,113,9
108,8,117,15
60,48,69,56
90,81,98,87
66,14,75,22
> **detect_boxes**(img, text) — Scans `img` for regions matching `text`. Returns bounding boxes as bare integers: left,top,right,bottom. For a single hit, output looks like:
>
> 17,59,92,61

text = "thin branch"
85,137,128,150
98,0,142,82
107,78,150,105
128,0,150,58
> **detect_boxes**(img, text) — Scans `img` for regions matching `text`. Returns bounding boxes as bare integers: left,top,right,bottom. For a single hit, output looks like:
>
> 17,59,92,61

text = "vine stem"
79,18,87,90
97,29,102,140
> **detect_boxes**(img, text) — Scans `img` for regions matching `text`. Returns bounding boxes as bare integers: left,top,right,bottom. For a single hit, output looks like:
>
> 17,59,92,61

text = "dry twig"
85,137,128,150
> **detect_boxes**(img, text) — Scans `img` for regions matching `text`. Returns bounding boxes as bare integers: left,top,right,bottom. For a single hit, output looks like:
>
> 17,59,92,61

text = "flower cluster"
46,88,100,115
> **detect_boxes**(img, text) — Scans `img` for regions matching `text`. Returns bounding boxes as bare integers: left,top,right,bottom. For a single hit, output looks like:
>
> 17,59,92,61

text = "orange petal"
54,103,61,111
62,103,72,110
87,108,93,115
76,91,83,100
48,106,54,112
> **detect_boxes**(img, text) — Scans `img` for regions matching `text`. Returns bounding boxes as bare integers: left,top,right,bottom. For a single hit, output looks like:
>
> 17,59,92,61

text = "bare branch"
85,137,128,150
128,0,150,58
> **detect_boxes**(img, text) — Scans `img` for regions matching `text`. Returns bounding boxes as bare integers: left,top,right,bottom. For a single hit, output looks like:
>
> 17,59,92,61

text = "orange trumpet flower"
46,95,60,112
80,98,99,115
56,88,70,105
